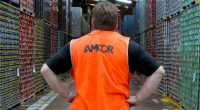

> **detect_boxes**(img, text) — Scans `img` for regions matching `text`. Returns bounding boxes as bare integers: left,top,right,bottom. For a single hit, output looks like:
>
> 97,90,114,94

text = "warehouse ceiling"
72,0,136,15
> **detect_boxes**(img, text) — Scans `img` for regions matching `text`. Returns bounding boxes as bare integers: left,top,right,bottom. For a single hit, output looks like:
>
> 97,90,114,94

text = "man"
41,2,165,110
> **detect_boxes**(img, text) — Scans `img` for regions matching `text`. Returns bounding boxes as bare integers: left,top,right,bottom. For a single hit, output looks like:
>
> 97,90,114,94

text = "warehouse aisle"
18,77,179,110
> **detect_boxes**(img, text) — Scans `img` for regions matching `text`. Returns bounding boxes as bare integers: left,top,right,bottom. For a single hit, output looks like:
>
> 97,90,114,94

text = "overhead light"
116,0,132,4
90,4,95,6
115,4,121,6
94,0,99,1
118,10,121,11
124,6,129,9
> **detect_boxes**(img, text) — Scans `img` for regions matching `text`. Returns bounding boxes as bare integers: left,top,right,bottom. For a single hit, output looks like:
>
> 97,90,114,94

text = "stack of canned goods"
34,19,46,93
180,4,200,110
50,25,58,56
145,29,156,57
167,0,182,16
57,30,65,51
43,22,51,61
168,16,181,102
155,21,170,94
19,12,35,101
156,0,167,21
0,2,20,110
145,0,156,26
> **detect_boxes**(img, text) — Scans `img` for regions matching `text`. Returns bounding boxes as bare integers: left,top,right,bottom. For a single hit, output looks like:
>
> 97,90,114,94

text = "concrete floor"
17,77,179,110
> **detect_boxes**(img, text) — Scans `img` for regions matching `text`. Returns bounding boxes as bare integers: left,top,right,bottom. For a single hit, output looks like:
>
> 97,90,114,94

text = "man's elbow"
157,66,165,76
40,64,49,75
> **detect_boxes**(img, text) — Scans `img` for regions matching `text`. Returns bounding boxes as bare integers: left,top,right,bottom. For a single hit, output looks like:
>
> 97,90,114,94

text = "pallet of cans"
34,19,46,93
0,1,20,110
139,0,146,33
20,0,34,16
57,30,65,51
145,29,156,57
43,0,50,22
140,33,146,49
43,22,51,62
167,0,182,16
51,25,58,56
180,4,200,110
145,0,156,26
168,16,181,102
19,12,35,102
65,0,70,35
155,21,170,94
50,0,58,26
58,0,67,31
156,0,167,21
34,0,43,18
132,0,140,35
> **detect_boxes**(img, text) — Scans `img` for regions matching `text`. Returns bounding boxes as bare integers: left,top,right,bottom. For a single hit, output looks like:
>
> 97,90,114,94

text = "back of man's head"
92,2,119,31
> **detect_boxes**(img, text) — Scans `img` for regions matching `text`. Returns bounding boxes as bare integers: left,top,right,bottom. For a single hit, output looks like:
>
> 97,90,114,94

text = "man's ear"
114,20,119,31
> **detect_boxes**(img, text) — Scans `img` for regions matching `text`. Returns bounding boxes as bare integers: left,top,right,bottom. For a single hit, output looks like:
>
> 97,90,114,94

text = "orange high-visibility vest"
69,30,131,110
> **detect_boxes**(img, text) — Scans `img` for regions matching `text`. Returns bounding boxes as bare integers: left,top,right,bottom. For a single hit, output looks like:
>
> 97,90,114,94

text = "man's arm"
128,41,165,105
128,66,165,105
40,43,74,102
41,64,73,101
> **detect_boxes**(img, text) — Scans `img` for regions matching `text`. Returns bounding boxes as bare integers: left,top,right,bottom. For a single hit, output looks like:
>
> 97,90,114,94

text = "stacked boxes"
19,12,35,101
133,0,140,36
43,0,50,22
0,2,20,110
145,0,156,56
50,0,58,26
43,22,51,62
50,0,58,56
43,22,51,88
139,0,146,49
34,19,45,93
156,0,167,21
167,0,182,15
180,4,200,110
50,25,58,56
57,30,65,51
58,0,67,31
65,0,69,36
146,29,155,57
168,16,181,101
155,21,170,93
140,33,146,49
146,0,156,26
